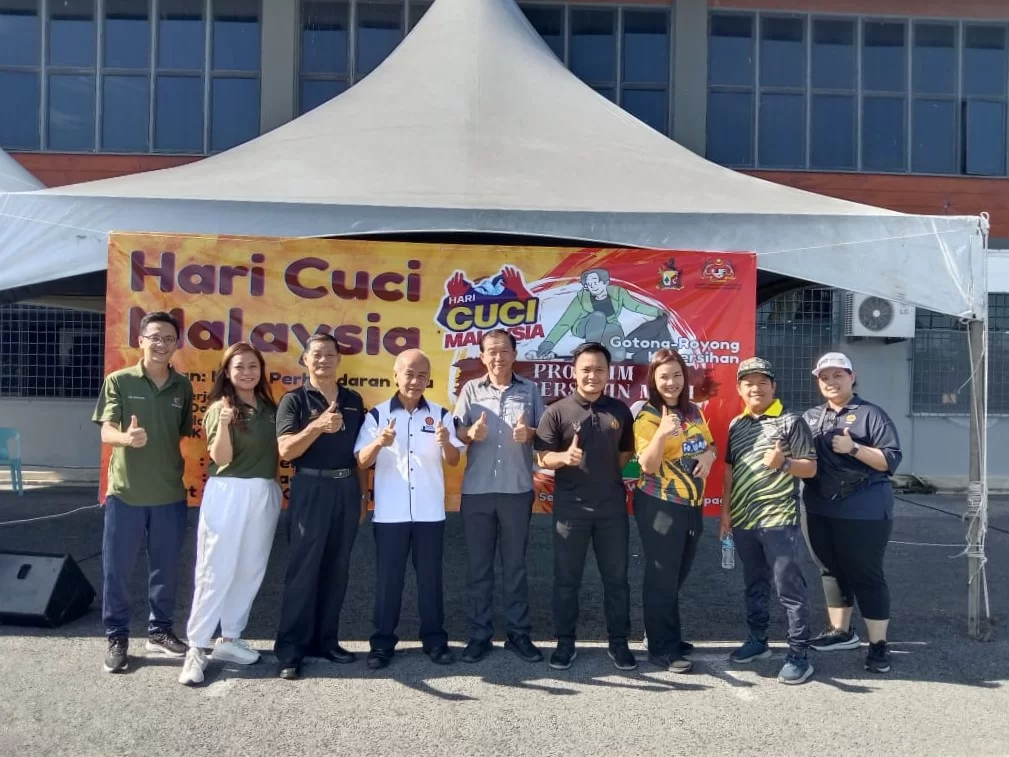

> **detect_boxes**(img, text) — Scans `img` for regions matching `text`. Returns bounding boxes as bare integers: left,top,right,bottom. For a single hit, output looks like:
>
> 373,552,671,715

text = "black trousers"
461,492,534,641
553,513,630,644
802,511,892,621
632,490,702,656
274,473,360,665
371,520,447,653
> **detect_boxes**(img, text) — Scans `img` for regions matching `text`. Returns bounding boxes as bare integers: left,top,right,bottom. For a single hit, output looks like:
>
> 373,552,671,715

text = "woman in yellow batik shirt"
633,348,716,674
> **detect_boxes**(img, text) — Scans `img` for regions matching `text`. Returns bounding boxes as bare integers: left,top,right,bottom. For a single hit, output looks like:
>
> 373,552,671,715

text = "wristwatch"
849,443,861,457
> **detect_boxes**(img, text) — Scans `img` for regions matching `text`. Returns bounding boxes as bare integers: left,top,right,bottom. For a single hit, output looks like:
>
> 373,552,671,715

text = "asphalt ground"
0,488,1006,757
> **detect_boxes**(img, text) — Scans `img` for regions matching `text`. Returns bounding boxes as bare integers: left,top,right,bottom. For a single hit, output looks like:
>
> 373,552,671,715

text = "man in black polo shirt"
535,342,636,671
274,334,368,680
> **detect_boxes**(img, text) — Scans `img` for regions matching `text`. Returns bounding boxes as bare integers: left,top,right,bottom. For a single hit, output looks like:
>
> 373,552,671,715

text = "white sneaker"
211,638,261,665
179,647,207,686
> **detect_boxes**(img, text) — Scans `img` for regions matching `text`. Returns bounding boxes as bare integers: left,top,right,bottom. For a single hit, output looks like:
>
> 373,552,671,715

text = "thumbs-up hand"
378,417,397,447
470,410,489,442
312,400,344,434
763,438,788,470
435,419,450,446
512,411,532,444
219,397,236,427
124,415,148,448
831,425,855,455
562,433,584,467
657,405,680,438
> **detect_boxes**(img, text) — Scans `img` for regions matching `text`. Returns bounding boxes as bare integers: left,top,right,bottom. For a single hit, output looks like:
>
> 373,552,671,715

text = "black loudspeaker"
0,551,96,628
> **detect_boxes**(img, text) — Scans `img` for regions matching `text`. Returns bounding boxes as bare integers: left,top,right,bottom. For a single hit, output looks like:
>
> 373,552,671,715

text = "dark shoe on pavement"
680,641,695,656
730,635,772,664
648,653,692,673
778,654,814,685
608,643,638,671
809,625,861,652
278,663,301,680
548,643,577,670
864,641,891,673
322,645,357,664
145,630,188,658
103,635,129,674
367,651,392,670
505,634,543,663
461,639,493,663
426,646,456,665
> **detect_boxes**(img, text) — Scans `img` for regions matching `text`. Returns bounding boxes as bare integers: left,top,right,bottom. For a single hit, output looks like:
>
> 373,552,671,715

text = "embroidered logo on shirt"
610,417,620,430
845,414,857,423
171,396,184,409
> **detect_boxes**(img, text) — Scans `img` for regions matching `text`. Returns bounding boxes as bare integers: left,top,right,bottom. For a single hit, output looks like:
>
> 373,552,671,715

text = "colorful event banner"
103,234,756,514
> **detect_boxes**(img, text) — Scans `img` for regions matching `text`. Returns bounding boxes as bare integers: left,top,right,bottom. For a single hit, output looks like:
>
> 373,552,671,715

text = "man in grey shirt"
454,329,545,663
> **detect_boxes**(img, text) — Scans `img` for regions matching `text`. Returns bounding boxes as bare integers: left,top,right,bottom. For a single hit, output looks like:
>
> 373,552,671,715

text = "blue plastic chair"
0,427,24,496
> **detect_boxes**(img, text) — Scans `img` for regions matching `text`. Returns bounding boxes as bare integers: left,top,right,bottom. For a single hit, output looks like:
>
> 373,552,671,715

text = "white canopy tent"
0,0,988,319
0,148,42,192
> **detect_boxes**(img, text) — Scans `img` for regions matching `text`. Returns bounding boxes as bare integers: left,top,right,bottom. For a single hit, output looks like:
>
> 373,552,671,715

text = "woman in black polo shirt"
801,352,902,674
633,348,717,673
179,342,281,686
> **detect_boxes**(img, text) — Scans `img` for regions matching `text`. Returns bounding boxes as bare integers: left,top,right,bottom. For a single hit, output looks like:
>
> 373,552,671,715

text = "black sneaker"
608,643,638,671
865,640,891,673
461,638,493,663
146,630,188,658
505,634,544,663
809,625,861,652
548,643,577,670
103,636,129,674
648,653,692,674
680,641,695,657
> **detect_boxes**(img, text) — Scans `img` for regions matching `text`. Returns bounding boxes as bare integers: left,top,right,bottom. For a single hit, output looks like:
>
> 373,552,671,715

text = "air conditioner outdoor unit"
843,293,916,339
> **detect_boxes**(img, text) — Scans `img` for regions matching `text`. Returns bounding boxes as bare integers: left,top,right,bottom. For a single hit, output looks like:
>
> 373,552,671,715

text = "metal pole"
966,317,985,639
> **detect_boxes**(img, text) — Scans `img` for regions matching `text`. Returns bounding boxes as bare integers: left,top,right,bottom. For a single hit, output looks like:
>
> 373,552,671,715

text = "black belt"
295,467,355,479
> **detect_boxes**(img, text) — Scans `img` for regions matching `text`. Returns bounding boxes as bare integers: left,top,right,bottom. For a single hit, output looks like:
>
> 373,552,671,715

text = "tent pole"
966,317,985,639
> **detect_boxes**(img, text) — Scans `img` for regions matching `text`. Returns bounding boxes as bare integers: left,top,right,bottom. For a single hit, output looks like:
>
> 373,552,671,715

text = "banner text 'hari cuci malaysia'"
103,234,756,514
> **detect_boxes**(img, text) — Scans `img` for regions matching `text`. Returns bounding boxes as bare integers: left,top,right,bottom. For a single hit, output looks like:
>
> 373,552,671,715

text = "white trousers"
185,477,281,648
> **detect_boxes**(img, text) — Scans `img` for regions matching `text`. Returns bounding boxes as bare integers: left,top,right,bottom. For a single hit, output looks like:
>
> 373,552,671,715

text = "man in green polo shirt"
720,357,817,685
92,311,194,674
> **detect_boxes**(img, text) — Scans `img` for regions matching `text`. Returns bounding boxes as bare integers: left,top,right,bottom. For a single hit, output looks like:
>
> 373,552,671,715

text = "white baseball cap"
812,352,853,377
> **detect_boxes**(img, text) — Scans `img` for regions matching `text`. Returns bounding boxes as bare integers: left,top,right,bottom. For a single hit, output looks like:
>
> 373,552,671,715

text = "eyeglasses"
141,334,177,346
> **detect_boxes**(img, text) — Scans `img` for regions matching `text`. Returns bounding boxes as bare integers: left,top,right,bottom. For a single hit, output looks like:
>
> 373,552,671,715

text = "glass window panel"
622,88,666,133
963,26,1007,98
709,13,753,88
0,0,40,67
301,0,348,75
623,10,668,86
158,0,204,70
102,74,149,151
912,23,955,95
571,9,615,83
299,78,345,114
811,18,854,90
810,93,855,169
863,21,906,93
211,75,258,150
706,90,753,166
104,0,149,69
862,95,906,171
911,99,956,173
758,92,804,167
760,16,804,89
47,73,95,150
519,4,563,61
593,86,615,102
965,100,1006,176
213,0,259,71
0,71,40,149
356,2,403,77
154,73,202,150
49,0,95,67
408,2,429,31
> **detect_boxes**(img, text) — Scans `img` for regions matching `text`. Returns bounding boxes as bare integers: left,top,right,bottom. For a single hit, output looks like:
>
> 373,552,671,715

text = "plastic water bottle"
721,535,735,570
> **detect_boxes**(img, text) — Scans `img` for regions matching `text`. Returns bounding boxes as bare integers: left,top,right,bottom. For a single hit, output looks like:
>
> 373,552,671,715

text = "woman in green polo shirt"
180,342,281,686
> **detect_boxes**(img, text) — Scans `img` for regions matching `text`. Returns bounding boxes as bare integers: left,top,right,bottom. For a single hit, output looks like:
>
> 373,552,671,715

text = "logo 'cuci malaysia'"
436,266,545,349
700,258,736,284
